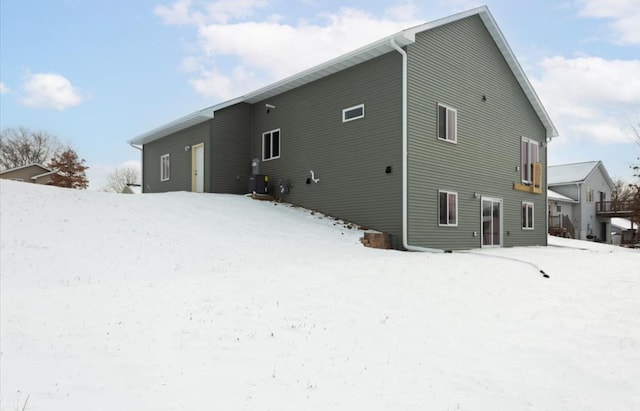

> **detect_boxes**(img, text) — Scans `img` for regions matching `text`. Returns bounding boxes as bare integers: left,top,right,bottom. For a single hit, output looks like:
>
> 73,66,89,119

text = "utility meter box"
248,174,269,194
278,179,290,195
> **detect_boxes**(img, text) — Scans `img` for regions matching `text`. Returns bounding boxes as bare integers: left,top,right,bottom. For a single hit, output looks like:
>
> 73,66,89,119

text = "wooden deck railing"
549,214,575,238
595,200,635,216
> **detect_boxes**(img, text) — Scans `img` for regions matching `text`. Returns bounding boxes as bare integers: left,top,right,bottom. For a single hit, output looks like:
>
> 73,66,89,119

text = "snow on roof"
129,6,557,146
0,163,52,175
611,217,635,230
547,161,613,187
31,170,60,180
547,189,576,202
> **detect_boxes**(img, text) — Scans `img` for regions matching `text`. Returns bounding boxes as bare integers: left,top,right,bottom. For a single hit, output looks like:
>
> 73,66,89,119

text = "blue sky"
1,0,638,189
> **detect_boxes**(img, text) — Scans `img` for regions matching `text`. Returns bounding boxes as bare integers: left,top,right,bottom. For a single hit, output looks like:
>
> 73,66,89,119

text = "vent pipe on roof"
390,37,443,253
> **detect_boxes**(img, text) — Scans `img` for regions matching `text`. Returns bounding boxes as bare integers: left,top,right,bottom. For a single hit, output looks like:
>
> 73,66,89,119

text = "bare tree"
629,117,640,227
612,178,634,203
102,166,140,193
632,115,640,148
0,127,62,170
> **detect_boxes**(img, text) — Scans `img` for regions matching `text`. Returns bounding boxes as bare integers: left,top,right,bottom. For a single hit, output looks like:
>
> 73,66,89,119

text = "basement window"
438,190,458,226
160,154,170,181
263,129,280,161
438,103,457,143
342,104,365,122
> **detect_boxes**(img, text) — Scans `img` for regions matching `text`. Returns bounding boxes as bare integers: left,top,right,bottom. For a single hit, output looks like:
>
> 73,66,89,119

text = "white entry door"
192,143,204,193
481,197,502,247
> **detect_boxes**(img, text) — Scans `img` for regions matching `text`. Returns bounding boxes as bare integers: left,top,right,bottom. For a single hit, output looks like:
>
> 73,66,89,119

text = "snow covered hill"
1,180,639,410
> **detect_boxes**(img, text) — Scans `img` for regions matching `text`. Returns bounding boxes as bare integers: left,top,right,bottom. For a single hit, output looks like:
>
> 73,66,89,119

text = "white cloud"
154,0,196,25
203,0,268,24
154,0,268,25
385,1,420,21
188,66,261,100
532,55,640,144
157,1,422,100
0,82,9,94
20,72,87,110
577,0,640,44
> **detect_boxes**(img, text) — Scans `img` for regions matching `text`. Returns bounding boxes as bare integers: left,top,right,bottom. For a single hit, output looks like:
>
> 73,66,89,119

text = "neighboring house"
547,188,578,238
128,6,558,250
0,163,58,185
547,161,615,242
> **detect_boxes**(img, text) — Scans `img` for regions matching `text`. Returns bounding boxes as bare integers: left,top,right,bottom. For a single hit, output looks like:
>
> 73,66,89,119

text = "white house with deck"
547,161,615,242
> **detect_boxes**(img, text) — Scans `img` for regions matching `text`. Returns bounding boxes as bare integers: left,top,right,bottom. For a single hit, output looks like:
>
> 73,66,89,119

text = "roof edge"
0,163,52,175
128,5,558,145
128,104,223,146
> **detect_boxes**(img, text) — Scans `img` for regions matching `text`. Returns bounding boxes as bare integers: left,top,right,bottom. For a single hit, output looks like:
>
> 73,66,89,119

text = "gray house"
129,6,557,250
548,161,615,242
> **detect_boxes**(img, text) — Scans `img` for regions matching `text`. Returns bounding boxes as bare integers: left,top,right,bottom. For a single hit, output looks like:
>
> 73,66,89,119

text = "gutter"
391,38,443,253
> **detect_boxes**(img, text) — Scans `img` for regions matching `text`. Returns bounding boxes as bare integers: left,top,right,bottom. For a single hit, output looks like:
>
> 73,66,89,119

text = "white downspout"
391,38,443,253
129,143,144,193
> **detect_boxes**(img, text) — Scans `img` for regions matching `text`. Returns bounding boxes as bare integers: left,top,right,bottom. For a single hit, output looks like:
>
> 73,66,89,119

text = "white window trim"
160,154,170,182
522,201,534,230
342,103,365,123
262,128,281,161
437,103,457,144
586,187,594,203
521,137,539,184
438,190,458,227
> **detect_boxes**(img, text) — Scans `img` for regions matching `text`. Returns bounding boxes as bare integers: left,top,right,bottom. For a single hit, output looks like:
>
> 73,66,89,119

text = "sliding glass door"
482,197,502,247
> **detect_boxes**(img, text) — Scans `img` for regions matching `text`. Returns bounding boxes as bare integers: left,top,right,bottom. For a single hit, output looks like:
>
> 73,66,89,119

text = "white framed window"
438,190,458,226
587,187,594,203
437,103,457,143
262,129,281,161
160,154,170,181
522,202,534,229
342,104,365,122
521,137,539,183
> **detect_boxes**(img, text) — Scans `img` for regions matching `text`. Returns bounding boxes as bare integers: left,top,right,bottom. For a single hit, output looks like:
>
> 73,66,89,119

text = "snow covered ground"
1,180,639,411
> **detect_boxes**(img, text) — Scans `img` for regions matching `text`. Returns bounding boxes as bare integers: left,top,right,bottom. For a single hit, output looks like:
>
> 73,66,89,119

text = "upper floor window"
438,190,458,226
522,202,534,229
437,103,457,143
521,137,539,184
160,154,170,181
263,129,280,161
342,104,365,122
587,187,594,203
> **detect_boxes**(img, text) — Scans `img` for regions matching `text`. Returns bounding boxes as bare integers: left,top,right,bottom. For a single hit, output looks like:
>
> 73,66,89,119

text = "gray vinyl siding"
250,52,404,244
210,103,252,194
406,15,547,249
143,122,211,193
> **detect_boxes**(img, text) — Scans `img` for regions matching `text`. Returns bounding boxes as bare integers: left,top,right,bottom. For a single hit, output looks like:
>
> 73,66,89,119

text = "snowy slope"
1,180,639,411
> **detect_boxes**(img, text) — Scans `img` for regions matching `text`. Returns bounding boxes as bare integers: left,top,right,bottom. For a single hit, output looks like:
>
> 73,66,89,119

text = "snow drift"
1,180,639,410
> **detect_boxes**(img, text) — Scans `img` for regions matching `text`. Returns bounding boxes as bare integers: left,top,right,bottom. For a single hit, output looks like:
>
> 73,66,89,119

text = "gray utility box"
278,179,290,195
248,174,269,194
